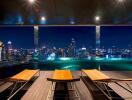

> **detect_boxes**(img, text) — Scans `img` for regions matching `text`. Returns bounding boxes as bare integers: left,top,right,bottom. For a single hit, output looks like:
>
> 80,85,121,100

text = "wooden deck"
21,71,53,100
19,71,132,100
0,82,13,93
103,71,132,100
21,71,93,100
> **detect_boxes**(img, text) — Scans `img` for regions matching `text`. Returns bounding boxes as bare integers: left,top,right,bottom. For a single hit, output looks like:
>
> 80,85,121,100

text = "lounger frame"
7,69,40,100
81,70,132,100
47,70,80,100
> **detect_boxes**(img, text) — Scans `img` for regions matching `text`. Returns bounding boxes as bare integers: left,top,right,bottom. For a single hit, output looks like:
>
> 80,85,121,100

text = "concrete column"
34,26,39,48
96,26,101,53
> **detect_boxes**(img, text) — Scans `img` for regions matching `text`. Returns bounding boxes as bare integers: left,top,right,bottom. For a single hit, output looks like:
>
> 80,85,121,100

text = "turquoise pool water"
1,58,132,78
34,58,132,71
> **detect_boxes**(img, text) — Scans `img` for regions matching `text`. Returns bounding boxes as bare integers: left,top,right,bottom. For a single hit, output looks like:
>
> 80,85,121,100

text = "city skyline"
0,26,132,49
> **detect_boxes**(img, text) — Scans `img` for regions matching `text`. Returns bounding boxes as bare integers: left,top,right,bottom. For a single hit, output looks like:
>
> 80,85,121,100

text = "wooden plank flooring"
72,71,93,100
21,71,53,100
21,71,93,100
21,71,132,100
103,71,132,100
0,82,13,93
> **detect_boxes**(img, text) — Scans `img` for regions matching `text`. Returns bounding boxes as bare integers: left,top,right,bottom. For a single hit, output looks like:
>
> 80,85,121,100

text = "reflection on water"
63,65,80,70
36,58,132,71
1,58,132,79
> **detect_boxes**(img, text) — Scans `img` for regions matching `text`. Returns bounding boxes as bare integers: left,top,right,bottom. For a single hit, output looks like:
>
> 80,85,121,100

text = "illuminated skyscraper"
7,41,13,61
2,45,6,61
0,41,3,61
57,48,65,57
67,38,76,57
71,38,76,46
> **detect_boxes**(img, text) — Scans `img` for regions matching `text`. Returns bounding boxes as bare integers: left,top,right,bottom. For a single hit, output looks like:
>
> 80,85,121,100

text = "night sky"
0,26,132,49
39,26,95,48
101,26,132,48
0,26,34,49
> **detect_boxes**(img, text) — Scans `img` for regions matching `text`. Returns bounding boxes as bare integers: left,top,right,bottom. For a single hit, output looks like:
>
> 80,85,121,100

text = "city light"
42,46,46,49
106,55,109,59
82,47,86,50
0,41,3,46
47,53,55,61
59,57,71,61
7,41,12,45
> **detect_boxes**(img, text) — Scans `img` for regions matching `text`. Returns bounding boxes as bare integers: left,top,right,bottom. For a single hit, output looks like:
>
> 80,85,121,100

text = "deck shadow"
81,76,124,100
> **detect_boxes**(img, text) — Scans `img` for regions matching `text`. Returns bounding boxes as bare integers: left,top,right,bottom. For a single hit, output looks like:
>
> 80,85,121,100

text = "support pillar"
96,25,101,54
34,25,39,48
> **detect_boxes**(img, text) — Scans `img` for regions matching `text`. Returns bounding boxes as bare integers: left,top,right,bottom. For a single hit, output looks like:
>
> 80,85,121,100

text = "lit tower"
71,38,76,46
7,41,13,61
0,41,3,61
67,38,76,57
34,26,39,48
71,38,76,57
2,45,6,61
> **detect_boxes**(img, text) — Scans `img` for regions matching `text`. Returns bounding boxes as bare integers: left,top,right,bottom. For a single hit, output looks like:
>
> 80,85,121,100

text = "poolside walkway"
21,71,93,100
104,71,132,100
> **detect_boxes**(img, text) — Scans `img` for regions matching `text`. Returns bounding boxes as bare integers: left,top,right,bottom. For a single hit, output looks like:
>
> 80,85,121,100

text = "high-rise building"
77,47,87,58
7,41,13,61
2,45,7,61
67,38,76,57
0,41,3,61
57,48,65,57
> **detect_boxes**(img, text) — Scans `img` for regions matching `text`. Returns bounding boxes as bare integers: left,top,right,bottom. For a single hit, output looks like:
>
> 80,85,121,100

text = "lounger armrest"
47,78,80,82
112,78,132,82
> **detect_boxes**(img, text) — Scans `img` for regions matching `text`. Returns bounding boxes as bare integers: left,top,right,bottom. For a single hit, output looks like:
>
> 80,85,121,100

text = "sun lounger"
47,70,80,100
7,69,40,100
47,70,80,82
82,69,132,100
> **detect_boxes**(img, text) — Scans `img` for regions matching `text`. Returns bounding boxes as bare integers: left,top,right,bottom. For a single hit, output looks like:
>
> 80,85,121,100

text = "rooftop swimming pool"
1,58,132,78
34,58,132,71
